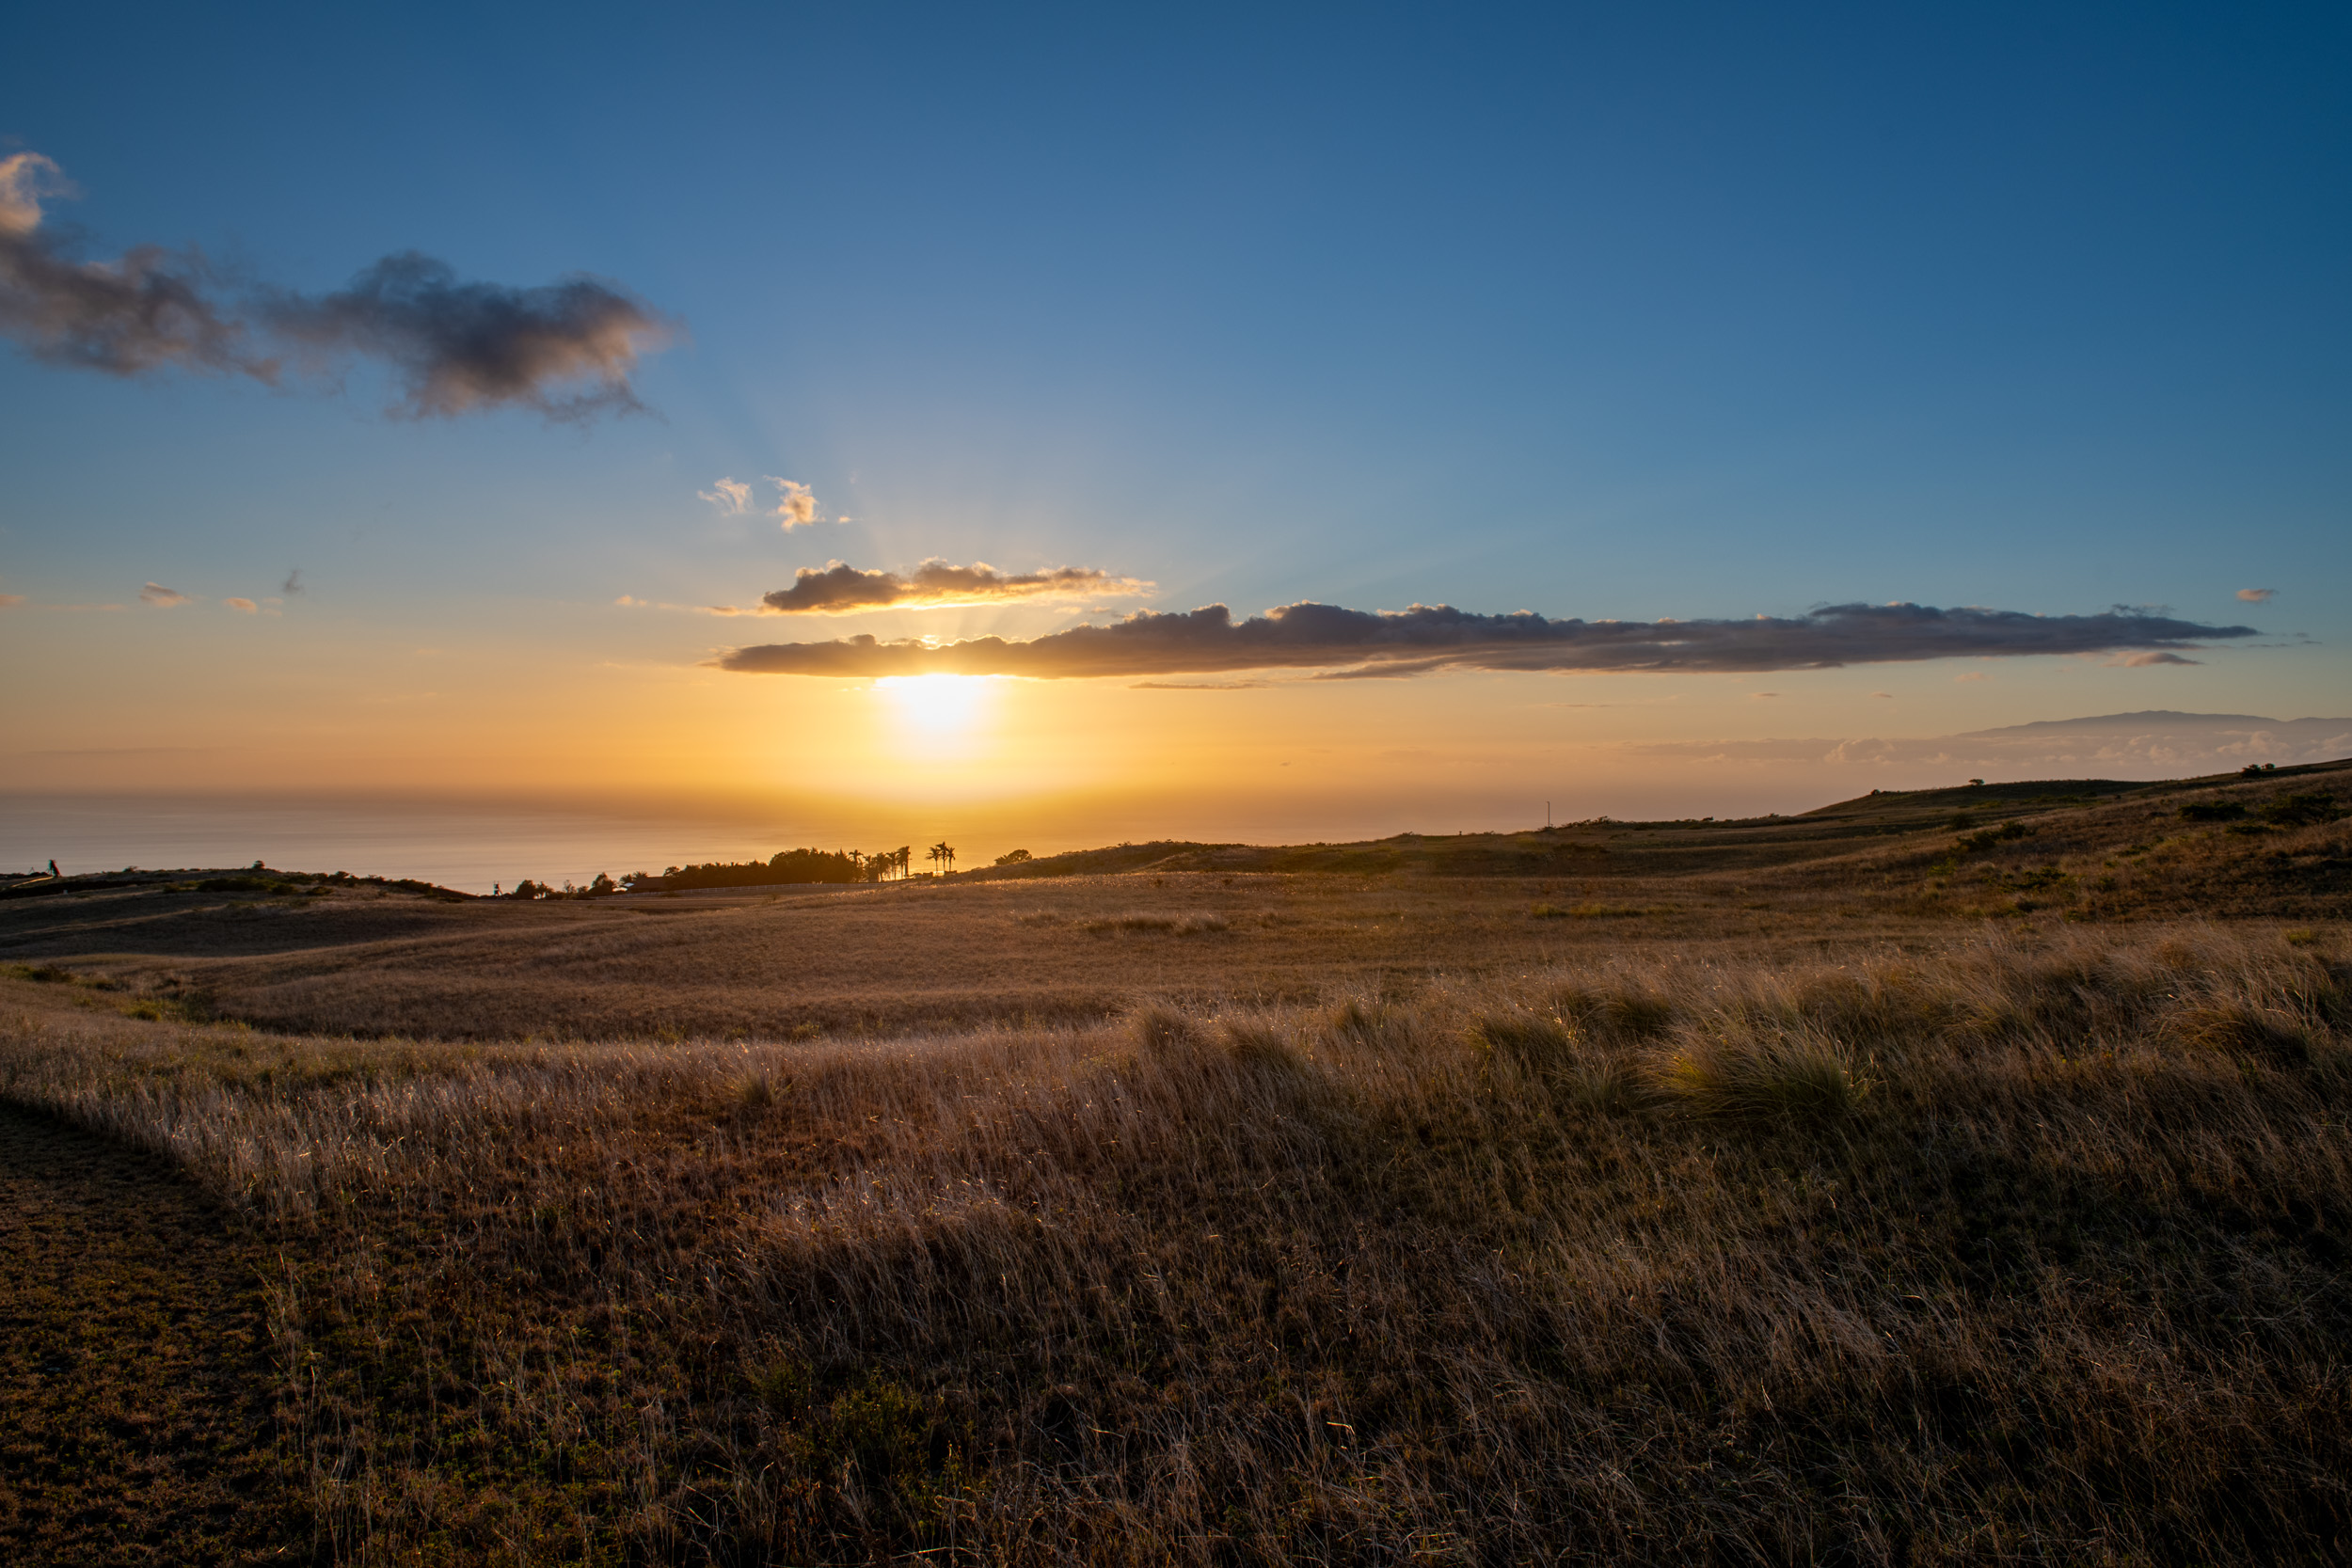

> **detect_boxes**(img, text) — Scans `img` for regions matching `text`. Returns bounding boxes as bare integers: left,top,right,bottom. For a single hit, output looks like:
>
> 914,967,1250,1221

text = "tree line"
502,842,991,898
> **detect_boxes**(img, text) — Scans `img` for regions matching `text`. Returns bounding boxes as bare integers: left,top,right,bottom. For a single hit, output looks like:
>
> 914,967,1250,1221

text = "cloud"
717,599,2262,681
759,559,1154,614
222,596,257,613
2237,588,2277,602
1871,691,1894,698
0,152,258,379
281,567,303,595
766,477,818,529
2113,650,2200,667
1954,672,1990,682
1131,678,1274,690
617,594,755,614
139,581,190,607
0,152,674,420
699,477,752,515
0,153,62,233
0,594,23,610
257,252,673,420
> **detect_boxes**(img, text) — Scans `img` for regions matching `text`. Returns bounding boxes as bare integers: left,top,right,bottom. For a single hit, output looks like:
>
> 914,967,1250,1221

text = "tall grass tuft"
1127,1002,1202,1053
1656,1024,1865,1126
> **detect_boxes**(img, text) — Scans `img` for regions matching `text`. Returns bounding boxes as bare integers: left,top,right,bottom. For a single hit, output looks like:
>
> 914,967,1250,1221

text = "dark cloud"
0,152,673,420
717,600,2262,680
759,560,1152,614
259,253,672,420
0,154,263,379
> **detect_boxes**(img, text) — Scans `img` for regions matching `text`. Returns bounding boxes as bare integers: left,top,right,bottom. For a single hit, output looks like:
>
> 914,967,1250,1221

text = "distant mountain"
1963,710,2347,736
1631,710,2352,774
1943,711,2352,770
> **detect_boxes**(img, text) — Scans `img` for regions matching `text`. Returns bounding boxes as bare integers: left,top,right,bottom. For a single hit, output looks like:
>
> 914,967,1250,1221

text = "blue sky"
2,1,2346,848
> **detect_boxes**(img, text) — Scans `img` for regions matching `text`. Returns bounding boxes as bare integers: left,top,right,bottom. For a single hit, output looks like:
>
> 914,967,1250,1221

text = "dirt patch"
0,1107,312,1565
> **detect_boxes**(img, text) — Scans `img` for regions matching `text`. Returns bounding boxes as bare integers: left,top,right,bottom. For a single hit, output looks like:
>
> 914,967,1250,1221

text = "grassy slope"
0,1107,310,1564
0,762,2344,1563
2,927,2348,1564
0,758,2344,1043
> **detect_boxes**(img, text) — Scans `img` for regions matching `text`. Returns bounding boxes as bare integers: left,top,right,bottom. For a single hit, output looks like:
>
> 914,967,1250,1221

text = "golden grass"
3,921,2349,1562
5,763,2344,1046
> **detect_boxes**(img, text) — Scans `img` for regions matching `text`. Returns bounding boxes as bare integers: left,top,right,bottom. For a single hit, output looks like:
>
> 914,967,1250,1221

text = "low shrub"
2262,792,2345,828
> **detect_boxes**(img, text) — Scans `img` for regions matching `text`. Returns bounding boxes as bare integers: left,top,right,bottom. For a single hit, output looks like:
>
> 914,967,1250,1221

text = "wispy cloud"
0,152,674,420
2112,650,2200,667
766,477,818,529
1131,678,1274,690
139,581,190,608
698,477,753,515
718,599,2262,680
617,594,753,616
2237,588,2277,603
0,154,60,233
223,596,257,613
759,560,1153,614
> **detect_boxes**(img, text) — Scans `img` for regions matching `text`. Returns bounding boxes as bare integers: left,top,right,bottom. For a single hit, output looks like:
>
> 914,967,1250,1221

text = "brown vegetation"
0,1107,306,1563
0,760,2346,1563
1,920,2348,1562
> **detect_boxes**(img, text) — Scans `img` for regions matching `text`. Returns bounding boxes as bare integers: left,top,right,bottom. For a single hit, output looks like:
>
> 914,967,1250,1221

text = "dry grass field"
0,761,2347,1563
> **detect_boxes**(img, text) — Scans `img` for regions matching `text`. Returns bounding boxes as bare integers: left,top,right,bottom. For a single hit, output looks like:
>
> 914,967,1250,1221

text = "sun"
876,673,996,736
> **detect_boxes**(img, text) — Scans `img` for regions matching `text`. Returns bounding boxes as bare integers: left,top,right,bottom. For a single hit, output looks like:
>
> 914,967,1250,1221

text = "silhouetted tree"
659,850,864,891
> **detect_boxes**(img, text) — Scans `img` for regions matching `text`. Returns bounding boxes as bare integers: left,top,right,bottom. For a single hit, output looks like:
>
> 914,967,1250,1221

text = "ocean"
0,793,806,895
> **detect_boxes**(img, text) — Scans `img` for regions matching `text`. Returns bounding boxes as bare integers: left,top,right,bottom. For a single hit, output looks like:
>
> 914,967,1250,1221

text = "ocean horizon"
0,794,810,895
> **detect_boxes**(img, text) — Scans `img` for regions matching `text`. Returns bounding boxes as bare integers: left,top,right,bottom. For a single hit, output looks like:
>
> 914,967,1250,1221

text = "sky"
3,1,2347,875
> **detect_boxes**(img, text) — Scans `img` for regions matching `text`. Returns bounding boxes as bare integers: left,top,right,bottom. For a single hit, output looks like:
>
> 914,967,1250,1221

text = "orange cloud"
759,560,1152,614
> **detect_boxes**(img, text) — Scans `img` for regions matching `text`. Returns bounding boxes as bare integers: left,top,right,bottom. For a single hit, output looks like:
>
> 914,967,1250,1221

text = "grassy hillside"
1,758,2344,1042
0,762,2346,1563
2,925,2347,1563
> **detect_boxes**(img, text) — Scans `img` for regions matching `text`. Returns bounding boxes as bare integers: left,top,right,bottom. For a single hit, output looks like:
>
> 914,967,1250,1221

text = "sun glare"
877,673,996,737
